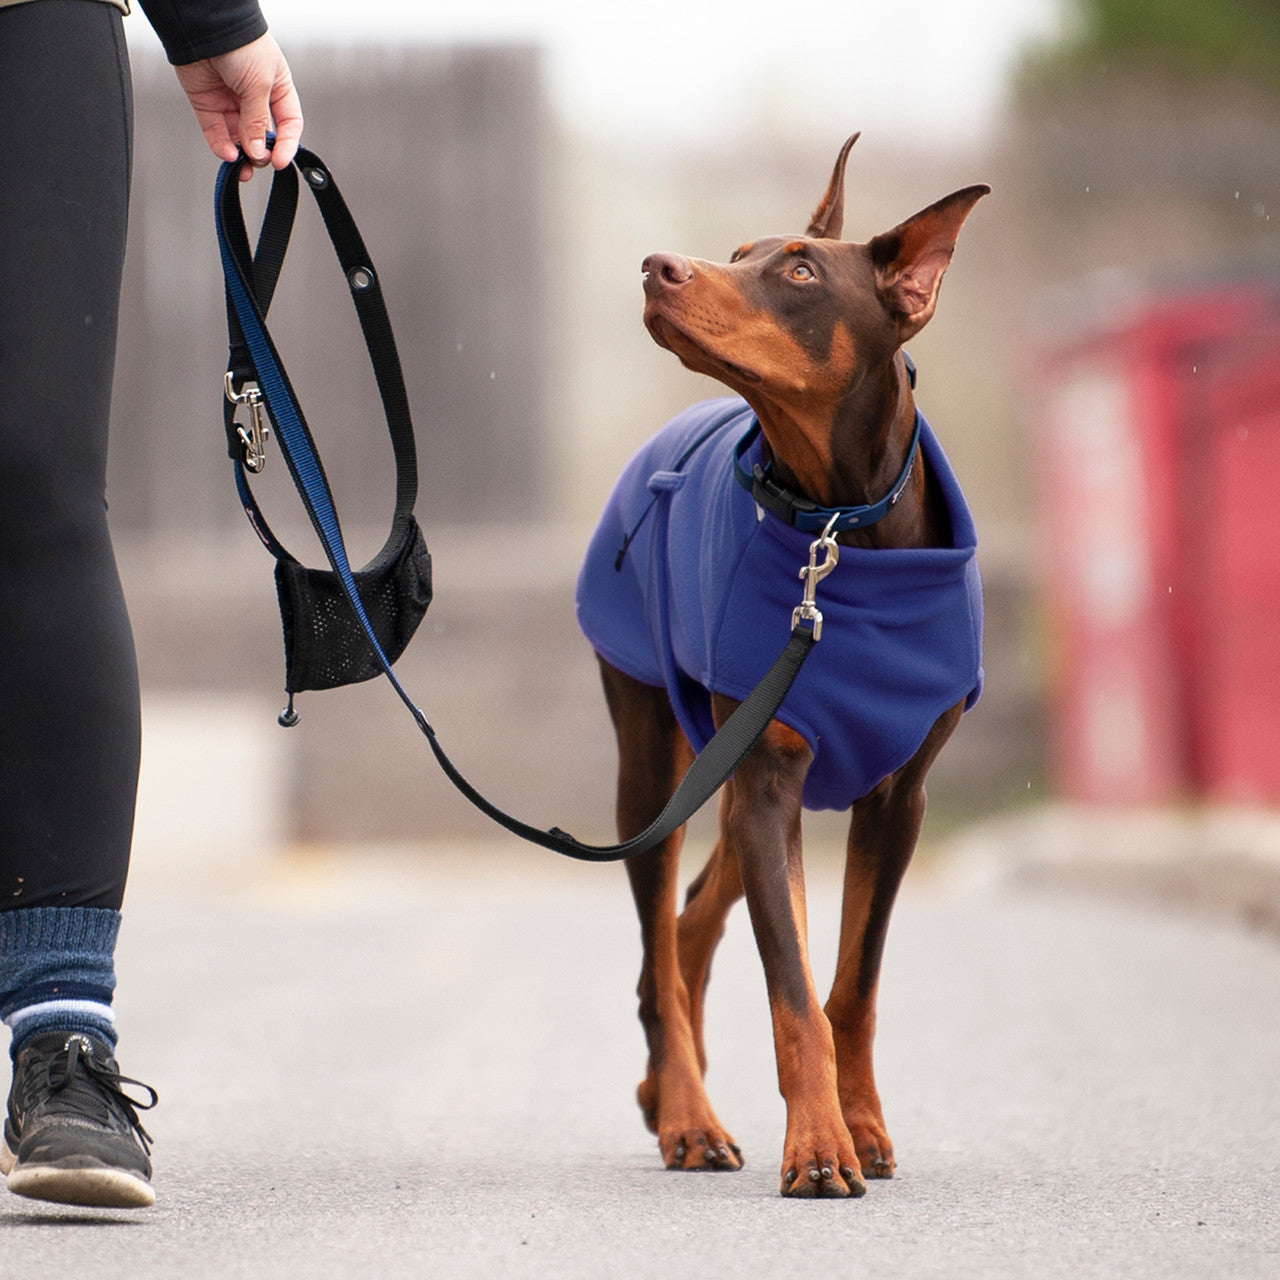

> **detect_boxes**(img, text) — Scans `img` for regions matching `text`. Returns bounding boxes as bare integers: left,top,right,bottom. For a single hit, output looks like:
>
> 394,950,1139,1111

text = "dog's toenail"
673,1144,686,1161
785,1169,797,1185
808,1168,821,1182
821,1166,832,1180
841,1166,856,1182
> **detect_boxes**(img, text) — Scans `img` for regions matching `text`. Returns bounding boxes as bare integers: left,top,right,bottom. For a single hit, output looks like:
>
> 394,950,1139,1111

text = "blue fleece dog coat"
575,398,983,811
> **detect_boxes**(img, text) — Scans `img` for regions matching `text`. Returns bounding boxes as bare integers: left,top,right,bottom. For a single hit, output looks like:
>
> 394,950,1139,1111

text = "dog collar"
732,408,923,535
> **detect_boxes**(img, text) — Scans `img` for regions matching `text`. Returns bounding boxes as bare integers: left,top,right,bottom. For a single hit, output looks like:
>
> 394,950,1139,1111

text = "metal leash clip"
792,513,841,640
224,371,271,473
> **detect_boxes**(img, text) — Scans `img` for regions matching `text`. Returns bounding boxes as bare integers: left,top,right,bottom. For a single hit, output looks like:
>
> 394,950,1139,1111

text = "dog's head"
642,135,989,432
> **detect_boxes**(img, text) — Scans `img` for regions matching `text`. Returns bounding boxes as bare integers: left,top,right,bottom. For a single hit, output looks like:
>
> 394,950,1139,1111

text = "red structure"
1034,281,1280,804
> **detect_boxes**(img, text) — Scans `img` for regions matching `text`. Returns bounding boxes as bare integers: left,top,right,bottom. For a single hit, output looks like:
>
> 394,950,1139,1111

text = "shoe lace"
44,1035,160,1154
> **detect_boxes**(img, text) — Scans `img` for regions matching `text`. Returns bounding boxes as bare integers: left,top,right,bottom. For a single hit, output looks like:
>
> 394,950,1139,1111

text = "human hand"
173,33,303,180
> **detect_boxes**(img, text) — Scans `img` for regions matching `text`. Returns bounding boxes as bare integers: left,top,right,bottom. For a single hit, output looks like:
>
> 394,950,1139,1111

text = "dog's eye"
789,262,816,282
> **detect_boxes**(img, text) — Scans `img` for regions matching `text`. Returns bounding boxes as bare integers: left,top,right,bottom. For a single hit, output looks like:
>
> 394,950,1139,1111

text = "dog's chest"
576,398,984,810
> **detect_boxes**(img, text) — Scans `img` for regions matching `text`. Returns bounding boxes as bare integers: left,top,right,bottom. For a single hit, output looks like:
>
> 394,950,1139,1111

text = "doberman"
575,135,988,1198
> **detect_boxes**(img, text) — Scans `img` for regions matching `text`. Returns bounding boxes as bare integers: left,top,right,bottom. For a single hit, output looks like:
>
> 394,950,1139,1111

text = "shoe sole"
1,1138,154,1209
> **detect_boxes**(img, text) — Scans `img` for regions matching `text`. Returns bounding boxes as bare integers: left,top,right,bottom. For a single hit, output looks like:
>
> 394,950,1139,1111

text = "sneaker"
0,1030,157,1208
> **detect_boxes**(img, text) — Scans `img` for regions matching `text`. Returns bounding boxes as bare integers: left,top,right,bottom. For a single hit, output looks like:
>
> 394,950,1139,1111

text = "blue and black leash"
214,142,822,863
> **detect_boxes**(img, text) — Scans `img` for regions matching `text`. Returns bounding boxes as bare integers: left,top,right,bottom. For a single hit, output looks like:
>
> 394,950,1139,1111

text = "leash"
214,143,836,863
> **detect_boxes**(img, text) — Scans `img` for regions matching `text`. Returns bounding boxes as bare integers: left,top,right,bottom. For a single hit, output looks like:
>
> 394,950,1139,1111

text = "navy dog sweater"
575,398,983,811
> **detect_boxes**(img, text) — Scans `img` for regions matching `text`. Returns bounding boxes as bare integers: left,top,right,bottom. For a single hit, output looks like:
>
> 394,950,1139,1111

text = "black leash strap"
430,626,816,860
215,144,821,862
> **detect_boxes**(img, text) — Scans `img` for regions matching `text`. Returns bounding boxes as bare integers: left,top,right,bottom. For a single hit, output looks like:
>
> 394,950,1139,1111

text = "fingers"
267,75,303,170
194,111,241,166
176,33,303,175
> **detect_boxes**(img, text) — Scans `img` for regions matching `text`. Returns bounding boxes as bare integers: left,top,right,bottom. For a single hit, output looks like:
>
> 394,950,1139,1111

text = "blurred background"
114,0,1280,872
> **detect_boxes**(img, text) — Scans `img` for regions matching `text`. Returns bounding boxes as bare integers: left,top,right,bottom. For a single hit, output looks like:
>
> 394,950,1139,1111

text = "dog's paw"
845,1112,895,1179
779,1161,867,1198
857,1141,895,1179
779,1128,866,1198
659,1127,743,1172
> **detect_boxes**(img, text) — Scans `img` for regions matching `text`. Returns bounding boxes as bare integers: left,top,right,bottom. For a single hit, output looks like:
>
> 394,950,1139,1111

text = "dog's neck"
747,354,941,551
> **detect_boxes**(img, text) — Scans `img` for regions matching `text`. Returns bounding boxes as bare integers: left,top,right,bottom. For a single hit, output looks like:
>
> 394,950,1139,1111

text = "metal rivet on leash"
347,266,375,292
304,166,329,189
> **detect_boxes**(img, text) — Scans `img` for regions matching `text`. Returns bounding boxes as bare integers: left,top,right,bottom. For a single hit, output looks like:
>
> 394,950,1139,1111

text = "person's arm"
137,1,302,177
136,0,268,65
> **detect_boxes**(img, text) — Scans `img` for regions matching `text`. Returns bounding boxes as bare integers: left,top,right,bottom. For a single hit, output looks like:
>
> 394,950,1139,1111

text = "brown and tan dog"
579,136,987,1198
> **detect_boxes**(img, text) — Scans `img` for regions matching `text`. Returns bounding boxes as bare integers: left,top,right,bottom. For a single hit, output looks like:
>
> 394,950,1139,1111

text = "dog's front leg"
718,701,864,1198
599,661,743,1172
825,701,965,1179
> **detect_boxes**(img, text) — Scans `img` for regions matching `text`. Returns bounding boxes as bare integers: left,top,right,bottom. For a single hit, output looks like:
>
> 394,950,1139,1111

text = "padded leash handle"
214,144,820,862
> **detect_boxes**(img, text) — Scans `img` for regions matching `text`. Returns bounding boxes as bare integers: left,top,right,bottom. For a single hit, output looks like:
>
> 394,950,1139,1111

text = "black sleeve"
135,0,269,66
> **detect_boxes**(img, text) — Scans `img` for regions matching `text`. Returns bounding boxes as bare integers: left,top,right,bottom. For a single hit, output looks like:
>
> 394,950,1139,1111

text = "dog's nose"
642,253,693,293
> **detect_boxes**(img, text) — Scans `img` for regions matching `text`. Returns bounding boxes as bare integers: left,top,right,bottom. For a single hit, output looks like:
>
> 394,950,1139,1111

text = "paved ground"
2,835,1278,1279
950,803,1280,938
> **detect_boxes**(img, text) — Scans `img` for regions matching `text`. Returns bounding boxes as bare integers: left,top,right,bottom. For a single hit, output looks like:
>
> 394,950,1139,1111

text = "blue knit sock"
0,907,120,1057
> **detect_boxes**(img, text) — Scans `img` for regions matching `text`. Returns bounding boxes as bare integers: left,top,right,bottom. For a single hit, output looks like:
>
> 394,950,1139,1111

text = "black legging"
0,1,139,911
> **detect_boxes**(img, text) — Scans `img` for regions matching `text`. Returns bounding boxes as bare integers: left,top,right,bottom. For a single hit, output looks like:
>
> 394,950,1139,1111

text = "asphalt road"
3,845,1278,1279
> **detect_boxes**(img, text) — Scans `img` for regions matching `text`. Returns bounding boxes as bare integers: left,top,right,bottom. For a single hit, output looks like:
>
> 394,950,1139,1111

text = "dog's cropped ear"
869,184,990,341
806,133,860,240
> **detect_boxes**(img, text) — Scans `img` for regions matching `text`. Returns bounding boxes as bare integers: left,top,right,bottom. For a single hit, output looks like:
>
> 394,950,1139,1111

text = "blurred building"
118,46,570,858
1004,46,1280,808
115,45,549,540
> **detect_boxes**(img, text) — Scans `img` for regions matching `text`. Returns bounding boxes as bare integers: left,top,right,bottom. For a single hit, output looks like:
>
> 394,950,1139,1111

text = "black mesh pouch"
220,145,430,713
275,516,432,694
